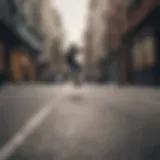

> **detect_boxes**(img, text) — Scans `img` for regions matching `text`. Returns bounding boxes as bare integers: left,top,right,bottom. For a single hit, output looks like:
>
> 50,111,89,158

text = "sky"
54,0,89,46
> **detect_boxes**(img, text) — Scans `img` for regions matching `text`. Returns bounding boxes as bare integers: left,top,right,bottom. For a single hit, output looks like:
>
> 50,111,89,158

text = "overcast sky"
54,0,88,46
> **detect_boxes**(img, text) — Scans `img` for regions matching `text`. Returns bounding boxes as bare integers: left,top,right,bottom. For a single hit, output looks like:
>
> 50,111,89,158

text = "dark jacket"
66,46,80,69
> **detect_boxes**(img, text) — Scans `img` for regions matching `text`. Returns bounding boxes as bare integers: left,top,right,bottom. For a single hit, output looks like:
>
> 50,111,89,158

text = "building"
121,0,160,86
85,0,160,85
50,8,65,76
40,2,65,79
84,0,110,81
13,0,65,82
30,0,65,81
106,0,126,84
83,28,94,81
0,0,42,83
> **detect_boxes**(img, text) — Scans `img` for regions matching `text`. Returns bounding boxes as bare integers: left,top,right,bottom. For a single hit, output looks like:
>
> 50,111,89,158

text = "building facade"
83,27,94,81
13,0,65,82
106,0,126,84
39,1,65,80
84,0,110,81
84,0,160,85
0,0,41,84
122,0,160,85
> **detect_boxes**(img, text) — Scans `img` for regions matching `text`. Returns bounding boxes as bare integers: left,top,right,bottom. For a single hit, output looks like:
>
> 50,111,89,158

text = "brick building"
106,0,126,84
106,0,160,86
121,0,160,85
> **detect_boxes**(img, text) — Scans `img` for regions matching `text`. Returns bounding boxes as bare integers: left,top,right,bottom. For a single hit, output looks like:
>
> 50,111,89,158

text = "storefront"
121,6,160,86
131,28,156,85
0,20,41,83
10,48,35,82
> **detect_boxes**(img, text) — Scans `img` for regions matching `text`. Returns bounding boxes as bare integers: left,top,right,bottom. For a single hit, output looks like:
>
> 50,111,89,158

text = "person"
65,44,81,84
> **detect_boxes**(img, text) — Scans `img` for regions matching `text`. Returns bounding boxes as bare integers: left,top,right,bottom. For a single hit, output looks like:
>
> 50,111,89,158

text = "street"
0,84,160,160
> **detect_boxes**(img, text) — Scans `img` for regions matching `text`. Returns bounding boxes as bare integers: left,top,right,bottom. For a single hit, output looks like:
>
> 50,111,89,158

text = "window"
143,35,155,66
132,39,143,69
132,31,155,70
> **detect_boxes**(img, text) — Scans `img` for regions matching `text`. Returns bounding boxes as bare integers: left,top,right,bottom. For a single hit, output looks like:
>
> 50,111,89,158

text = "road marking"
0,100,61,160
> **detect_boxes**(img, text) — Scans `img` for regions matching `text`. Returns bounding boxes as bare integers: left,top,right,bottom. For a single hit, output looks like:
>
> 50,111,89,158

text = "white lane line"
0,100,61,160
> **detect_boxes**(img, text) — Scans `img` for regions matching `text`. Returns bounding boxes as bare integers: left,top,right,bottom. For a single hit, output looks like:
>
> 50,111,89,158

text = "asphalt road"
0,84,160,160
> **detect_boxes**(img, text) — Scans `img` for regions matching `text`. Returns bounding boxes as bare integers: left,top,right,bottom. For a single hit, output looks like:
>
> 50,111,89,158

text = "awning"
2,18,42,52
15,26,41,51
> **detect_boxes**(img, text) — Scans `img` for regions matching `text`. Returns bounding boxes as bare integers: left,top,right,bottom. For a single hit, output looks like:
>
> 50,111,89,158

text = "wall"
84,0,110,80
14,0,44,43
107,0,126,50
125,0,158,31
0,0,14,23
121,0,160,85
0,42,5,72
